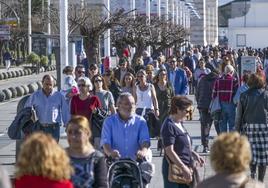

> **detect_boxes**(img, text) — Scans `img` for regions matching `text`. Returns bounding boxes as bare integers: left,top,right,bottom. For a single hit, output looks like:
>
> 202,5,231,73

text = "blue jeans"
40,124,60,142
162,157,190,188
219,102,236,133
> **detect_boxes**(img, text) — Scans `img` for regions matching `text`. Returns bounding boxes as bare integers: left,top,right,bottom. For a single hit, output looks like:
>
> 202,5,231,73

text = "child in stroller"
107,157,154,188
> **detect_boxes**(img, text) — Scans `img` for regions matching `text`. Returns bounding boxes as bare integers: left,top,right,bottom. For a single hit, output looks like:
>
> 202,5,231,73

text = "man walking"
25,74,70,141
101,92,151,160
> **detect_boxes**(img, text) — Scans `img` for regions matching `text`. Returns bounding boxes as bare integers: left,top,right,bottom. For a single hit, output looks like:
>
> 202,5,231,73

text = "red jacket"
15,175,73,188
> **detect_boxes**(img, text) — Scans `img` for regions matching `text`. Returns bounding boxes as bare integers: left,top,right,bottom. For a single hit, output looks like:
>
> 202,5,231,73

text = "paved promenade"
0,71,267,187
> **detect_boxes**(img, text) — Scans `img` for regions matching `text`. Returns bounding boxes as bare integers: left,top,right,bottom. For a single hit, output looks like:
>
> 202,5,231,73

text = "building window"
236,34,246,47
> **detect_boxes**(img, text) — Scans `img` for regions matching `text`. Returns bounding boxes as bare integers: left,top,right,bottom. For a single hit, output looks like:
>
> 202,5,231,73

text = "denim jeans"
219,102,236,133
40,123,60,142
162,157,190,188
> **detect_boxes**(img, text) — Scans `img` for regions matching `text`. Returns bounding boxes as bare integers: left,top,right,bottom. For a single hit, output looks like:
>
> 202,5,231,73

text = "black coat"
196,73,218,109
235,88,268,131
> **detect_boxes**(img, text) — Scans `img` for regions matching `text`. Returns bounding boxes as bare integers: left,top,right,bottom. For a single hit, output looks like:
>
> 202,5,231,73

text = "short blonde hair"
210,132,251,174
66,115,92,139
15,133,73,180
224,64,234,74
78,76,93,91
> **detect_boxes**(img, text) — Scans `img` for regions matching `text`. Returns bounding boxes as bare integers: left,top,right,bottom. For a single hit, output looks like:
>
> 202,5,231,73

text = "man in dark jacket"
114,58,135,83
196,71,220,153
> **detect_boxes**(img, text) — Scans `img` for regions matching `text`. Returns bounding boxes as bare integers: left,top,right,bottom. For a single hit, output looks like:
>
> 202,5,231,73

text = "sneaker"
202,146,210,153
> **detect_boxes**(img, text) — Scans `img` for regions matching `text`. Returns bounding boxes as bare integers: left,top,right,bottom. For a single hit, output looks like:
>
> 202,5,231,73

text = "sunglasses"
78,84,86,87
78,71,85,74
137,75,145,78
94,79,102,83
105,73,111,76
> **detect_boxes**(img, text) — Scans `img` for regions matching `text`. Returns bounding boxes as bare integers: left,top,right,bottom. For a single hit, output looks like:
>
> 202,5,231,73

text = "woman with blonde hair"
196,132,264,188
15,132,74,188
66,115,107,188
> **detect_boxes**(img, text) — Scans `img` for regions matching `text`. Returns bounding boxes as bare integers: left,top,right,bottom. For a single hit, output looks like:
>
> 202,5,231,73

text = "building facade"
190,0,218,47
228,0,268,49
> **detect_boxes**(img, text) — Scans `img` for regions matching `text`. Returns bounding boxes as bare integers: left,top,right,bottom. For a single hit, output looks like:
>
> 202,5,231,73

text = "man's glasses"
104,73,111,76
90,68,97,71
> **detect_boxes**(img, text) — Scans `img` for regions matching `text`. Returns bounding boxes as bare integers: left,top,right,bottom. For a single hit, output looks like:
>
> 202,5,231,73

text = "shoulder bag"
165,155,192,185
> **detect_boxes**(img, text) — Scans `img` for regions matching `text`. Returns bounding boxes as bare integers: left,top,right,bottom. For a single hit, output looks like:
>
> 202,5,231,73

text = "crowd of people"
3,46,268,187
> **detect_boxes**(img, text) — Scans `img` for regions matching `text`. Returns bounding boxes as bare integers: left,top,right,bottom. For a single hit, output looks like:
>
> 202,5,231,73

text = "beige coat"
196,172,264,188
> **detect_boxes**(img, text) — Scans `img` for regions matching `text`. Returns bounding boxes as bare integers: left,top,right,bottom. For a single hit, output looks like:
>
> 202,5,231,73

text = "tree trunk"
83,32,100,65
132,46,144,67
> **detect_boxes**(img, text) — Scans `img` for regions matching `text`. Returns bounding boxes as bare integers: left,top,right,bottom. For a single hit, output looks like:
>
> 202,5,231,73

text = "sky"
219,0,233,6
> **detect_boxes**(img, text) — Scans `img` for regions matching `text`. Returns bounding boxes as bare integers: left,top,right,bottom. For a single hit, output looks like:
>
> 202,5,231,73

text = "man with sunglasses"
114,58,135,83
74,64,85,82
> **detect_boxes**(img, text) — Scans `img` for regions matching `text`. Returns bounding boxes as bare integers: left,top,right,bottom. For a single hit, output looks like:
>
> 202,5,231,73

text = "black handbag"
91,108,108,132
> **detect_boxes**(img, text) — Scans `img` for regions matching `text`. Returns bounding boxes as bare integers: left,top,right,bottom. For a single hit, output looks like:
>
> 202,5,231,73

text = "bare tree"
67,5,130,65
111,15,189,65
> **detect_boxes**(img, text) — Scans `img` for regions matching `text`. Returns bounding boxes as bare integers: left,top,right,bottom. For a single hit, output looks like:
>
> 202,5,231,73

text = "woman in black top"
66,116,107,188
161,96,204,188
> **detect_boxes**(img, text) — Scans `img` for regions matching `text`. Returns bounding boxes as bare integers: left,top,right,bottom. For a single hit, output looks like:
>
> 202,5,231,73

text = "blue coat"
168,68,189,95
8,107,33,139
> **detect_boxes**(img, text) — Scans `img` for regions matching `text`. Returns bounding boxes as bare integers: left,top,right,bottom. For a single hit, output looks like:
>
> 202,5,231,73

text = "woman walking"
70,77,101,147
66,116,107,188
236,73,268,182
133,69,159,137
161,96,204,188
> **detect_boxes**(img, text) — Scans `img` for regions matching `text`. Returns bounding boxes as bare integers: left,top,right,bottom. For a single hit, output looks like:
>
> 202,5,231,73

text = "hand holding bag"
166,156,193,185
209,96,221,115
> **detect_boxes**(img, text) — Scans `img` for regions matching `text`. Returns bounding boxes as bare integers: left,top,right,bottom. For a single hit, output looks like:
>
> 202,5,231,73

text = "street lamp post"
146,0,151,55
131,0,136,19
157,0,161,19
28,0,31,54
172,0,175,24
130,0,136,60
165,0,169,21
104,0,110,58
176,0,179,25
47,0,51,55
60,0,68,89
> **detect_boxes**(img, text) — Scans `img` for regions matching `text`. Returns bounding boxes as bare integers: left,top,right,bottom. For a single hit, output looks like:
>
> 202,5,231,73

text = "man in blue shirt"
101,92,150,160
25,74,70,141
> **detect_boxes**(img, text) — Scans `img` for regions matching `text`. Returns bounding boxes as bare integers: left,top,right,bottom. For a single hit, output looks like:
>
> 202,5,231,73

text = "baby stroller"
107,158,144,188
